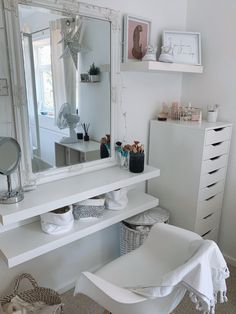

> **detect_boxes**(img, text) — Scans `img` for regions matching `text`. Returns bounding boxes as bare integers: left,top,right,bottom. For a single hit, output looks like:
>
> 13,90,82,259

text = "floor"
61,265,236,314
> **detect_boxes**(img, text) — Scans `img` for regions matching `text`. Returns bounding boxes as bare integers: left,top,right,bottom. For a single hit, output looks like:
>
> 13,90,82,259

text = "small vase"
89,74,100,82
129,152,145,173
84,133,89,141
207,111,218,123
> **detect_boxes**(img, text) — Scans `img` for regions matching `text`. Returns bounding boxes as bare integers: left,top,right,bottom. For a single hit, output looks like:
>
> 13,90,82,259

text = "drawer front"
200,168,226,188
201,154,228,174
197,192,224,220
203,141,230,160
195,211,220,236
199,180,225,201
202,228,219,241
205,126,232,145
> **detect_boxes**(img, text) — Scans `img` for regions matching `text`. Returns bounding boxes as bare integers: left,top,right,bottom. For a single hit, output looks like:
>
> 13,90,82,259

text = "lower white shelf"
0,190,159,268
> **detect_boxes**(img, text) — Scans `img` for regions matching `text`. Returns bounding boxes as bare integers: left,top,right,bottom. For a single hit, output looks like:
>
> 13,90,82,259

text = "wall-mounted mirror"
3,0,119,185
19,3,111,173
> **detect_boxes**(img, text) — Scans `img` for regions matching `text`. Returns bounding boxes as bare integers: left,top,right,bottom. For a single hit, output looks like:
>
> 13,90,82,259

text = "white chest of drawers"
148,120,232,241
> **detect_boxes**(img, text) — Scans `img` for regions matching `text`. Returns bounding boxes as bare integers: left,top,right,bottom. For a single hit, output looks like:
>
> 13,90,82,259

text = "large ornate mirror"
3,0,120,185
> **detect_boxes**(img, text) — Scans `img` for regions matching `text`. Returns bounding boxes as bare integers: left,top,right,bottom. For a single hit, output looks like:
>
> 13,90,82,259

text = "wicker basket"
0,273,63,312
73,196,105,219
120,222,150,255
120,207,170,255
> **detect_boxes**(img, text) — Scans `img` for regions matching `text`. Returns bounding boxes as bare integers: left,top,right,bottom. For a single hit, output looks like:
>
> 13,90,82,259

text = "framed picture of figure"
123,14,151,62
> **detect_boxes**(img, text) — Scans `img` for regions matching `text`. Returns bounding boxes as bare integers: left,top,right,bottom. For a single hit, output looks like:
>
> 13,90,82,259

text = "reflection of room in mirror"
18,4,111,173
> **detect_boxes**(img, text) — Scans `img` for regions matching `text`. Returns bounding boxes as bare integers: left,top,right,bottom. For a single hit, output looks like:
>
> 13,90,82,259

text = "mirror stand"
0,137,24,204
0,172,24,204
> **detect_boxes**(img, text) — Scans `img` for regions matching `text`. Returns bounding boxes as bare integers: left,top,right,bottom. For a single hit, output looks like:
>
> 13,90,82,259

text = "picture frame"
123,14,151,62
162,31,201,65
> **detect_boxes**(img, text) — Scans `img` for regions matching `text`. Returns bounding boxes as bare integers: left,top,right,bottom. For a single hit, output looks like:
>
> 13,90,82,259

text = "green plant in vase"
88,63,100,82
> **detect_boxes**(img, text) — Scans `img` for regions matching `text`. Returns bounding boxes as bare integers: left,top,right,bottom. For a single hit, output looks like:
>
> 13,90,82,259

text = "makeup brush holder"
129,152,145,173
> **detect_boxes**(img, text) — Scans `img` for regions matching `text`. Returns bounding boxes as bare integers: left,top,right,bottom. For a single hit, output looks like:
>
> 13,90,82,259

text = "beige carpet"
61,266,236,314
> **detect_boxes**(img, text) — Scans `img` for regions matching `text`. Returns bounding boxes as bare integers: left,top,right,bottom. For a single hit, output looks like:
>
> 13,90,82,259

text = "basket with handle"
0,273,63,312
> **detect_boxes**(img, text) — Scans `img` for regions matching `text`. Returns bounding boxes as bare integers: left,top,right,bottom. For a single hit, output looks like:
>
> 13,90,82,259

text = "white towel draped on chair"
75,224,229,314
128,239,229,314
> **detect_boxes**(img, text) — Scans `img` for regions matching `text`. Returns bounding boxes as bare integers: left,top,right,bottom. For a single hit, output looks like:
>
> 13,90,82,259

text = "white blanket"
128,240,229,314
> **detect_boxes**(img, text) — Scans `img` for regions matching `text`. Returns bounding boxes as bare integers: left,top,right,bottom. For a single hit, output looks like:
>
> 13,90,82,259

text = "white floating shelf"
0,190,159,268
0,165,160,226
101,61,203,74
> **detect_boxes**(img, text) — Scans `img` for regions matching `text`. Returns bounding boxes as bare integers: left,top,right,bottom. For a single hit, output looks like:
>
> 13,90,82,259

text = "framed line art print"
163,31,201,65
123,15,151,62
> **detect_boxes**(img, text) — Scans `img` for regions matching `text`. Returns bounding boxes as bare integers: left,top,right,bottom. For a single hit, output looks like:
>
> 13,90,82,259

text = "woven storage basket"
120,222,150,255
73,196,105,219
0,273,63,312
120,207,170,255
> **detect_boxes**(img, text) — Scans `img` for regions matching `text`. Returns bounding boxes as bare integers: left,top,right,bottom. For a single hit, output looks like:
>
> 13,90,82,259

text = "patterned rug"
61,265,236,313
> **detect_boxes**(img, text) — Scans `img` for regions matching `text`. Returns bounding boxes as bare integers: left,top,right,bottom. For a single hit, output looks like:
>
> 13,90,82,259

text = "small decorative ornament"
159,45,174,63
142,44,157,61
59,17,84,69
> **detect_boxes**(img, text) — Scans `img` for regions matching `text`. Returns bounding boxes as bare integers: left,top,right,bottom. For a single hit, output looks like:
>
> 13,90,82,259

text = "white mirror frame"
3,0,121,186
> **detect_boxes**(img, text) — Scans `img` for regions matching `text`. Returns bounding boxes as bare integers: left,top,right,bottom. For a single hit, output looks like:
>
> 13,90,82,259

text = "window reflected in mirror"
19,4,111,173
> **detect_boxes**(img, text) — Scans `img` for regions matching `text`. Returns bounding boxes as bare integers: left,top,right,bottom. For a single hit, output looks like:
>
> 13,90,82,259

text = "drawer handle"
203,213,214,220
213,127,225,132
210,155,221,161
207,182,217,188
202,230,212,237
208,169,220,175
212,142,223,147
205,195,216,201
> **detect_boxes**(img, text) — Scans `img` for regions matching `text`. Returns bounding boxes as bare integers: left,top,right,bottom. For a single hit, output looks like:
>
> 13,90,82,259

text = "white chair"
75,223,203,314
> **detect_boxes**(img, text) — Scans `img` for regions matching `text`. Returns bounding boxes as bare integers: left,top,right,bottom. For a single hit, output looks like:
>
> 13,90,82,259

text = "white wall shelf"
0,190,159,268
0,165,160,226
101,61,203,74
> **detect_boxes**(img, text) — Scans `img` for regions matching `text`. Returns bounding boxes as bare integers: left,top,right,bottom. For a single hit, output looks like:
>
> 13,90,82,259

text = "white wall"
86,0,188,147
0,0,187,293
182,0,236,264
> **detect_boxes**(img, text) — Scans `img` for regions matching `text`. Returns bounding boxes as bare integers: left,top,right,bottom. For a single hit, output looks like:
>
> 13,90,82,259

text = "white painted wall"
182,0,236,264
0,0,187,293
86,0,188,147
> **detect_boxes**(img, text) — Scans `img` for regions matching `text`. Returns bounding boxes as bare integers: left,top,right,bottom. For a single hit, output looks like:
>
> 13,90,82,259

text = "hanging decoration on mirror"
59,16,89,69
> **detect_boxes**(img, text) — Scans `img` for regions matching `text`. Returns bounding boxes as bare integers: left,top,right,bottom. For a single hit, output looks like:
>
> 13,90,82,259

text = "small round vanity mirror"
0,137,24,204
